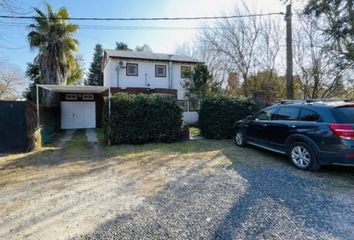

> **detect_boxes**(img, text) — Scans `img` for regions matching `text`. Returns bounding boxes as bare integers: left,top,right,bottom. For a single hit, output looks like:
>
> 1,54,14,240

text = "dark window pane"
189,100,199,111
332,106,354,123
181,66,191,78
126,63,138,76
155,65,166,77
255,108,277,121
178,100,188,111
277,107,300,120
300,108,320,121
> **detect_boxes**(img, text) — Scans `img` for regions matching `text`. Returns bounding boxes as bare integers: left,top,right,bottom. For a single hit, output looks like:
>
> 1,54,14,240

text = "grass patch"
95,128,104,144
65,130,91,157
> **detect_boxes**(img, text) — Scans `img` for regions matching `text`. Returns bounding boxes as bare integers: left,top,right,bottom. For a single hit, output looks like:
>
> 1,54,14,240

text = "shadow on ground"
78,141,354,240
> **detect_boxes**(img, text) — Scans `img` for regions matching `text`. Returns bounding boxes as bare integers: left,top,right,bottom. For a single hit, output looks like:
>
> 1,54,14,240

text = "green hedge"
199,96,259,139
103,93,183,144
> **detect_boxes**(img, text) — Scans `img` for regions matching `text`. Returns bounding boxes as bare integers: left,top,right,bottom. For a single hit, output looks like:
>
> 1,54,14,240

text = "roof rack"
279,99,351,104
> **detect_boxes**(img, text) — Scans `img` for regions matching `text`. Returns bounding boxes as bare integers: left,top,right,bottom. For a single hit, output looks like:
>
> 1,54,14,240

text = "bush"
199,96,259,139
103,93,183,144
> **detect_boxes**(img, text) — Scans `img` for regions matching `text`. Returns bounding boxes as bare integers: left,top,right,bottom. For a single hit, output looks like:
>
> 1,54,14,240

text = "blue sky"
0,0,285,84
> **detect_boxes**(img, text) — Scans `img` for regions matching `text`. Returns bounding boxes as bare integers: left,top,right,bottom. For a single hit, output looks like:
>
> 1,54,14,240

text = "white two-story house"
102,50,202,124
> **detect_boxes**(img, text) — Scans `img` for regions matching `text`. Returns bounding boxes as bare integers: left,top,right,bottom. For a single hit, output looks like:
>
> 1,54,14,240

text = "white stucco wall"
103,57,199,124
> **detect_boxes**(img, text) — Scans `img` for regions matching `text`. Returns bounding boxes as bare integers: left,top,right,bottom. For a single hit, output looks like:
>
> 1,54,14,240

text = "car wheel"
235,129,247,147
289,142,321,171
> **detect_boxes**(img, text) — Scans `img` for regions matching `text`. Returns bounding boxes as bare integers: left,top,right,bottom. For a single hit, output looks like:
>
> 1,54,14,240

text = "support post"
36,84,40,128
108,87,111,145
285,4,294,100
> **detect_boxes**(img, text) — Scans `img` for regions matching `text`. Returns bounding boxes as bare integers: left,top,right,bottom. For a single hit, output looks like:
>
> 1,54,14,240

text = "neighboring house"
102,50,202,124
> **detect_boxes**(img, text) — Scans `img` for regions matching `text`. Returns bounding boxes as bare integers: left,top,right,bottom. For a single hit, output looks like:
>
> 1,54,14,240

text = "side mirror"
246,115,253,121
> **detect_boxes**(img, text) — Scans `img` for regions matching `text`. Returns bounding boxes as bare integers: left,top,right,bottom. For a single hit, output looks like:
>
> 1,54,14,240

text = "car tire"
288,142,321,171
235,129,247,147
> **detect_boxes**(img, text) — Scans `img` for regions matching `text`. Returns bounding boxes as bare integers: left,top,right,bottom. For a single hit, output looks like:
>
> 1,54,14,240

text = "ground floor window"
178,99,199,112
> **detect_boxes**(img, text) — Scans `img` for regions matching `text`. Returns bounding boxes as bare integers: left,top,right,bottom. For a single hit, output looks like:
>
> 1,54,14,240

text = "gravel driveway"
81,141,354,240
1,131,353,240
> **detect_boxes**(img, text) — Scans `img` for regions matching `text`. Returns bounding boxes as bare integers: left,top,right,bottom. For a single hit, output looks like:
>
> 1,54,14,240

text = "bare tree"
195,2,284,100
293,11,353,99
0,62,24,99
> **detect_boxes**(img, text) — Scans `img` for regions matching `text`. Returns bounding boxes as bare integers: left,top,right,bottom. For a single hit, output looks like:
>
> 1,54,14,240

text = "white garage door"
61,101,96,129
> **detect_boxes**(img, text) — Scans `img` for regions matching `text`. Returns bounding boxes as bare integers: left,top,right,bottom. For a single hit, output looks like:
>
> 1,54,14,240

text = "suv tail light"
329,124,354,140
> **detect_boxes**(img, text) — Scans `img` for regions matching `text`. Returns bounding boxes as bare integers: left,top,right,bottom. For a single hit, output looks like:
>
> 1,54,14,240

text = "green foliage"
242,70,286,105
115,42,132,51
86,44,103,86
304,0,354,65
67,54,84,85
103,93,183,144
27,3,79,105
23,59,41,101
183,63,221,99
199,95,259,139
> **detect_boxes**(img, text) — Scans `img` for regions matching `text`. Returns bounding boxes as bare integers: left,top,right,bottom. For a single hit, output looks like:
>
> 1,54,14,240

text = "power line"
0,12,284,21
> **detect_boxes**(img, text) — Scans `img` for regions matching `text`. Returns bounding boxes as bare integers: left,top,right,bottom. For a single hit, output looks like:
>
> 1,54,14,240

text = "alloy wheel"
291,146,311,168
235,132,243,146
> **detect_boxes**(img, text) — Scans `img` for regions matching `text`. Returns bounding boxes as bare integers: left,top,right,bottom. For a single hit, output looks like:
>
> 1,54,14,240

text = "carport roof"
37,85,108,94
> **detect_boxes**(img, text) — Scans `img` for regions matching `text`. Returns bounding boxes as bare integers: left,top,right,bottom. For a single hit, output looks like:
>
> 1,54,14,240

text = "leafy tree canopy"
115,42,132,51
183,63,220,99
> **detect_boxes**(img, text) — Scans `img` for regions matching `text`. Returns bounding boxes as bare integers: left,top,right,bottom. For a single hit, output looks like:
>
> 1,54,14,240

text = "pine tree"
86,44,103,86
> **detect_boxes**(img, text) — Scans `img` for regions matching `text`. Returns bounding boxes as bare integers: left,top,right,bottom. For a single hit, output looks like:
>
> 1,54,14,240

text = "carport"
36,85,111,129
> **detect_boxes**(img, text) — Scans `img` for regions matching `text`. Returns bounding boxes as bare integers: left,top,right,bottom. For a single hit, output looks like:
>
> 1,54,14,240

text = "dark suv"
234,100,354,171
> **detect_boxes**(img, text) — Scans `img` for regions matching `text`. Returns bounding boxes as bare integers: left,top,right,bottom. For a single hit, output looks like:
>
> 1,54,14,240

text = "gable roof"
104,49,202,63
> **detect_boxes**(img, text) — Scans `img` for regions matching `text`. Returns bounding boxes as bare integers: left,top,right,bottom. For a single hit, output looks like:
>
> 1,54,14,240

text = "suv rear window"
332,106,354,123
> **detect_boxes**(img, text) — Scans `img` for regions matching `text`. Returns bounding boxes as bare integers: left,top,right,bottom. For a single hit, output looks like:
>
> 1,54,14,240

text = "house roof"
104,49,202,63
38,85,108,93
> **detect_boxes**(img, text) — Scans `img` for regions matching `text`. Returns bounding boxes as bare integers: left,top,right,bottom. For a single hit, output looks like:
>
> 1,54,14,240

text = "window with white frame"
155,65,166,77
65,94,78,100
126,63,138,76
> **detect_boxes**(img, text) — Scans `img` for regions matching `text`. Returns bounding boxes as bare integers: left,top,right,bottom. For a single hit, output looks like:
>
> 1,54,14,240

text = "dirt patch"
0,131,229,240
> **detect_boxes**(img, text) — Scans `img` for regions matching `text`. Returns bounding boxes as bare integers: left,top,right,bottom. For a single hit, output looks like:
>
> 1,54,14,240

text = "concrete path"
86,129,98,143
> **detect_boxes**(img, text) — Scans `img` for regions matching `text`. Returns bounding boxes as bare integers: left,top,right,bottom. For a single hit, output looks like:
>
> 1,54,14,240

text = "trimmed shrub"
199,96,259,139
103,93,183,144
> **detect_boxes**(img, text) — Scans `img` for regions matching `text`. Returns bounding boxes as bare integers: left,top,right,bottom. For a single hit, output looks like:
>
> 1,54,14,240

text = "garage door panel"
83,102,96,128
61,101,96,129
61,102,74,129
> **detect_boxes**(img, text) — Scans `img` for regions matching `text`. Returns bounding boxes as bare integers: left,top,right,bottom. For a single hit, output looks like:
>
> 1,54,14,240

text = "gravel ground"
81,147,354,240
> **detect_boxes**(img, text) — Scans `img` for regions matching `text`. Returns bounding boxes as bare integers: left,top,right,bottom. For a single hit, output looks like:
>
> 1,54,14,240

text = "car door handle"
262,123,268,127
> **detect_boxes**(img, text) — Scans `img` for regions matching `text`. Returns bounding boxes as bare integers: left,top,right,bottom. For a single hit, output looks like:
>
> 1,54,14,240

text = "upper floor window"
181,66,192,78
155,65,166,77
126,63,138,76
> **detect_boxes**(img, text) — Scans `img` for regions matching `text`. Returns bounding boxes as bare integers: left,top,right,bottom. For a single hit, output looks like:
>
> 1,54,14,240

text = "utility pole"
285,4,294,99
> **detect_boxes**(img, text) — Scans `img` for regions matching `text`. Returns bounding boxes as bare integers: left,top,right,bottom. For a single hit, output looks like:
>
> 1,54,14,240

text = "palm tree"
27,3,79,105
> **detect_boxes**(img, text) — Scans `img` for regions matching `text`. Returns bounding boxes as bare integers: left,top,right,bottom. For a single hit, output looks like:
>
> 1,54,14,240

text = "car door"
267,106,300,147
246,107,278,144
